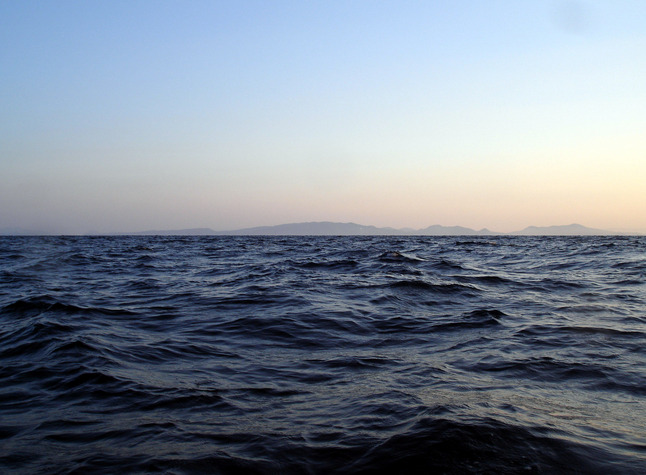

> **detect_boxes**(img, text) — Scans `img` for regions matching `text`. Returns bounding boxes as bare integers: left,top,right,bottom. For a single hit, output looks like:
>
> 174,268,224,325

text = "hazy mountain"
216,222,401,235
127,228,216,236
419,225,497,236
218,222,483,236
512,224,614,236
218,222,617,236
3,222,625,236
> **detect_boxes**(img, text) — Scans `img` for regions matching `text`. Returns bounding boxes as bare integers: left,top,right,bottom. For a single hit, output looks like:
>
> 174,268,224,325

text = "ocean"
1,235,645,473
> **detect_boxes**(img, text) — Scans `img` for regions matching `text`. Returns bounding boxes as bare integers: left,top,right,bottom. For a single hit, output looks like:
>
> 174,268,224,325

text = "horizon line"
2,221,644,236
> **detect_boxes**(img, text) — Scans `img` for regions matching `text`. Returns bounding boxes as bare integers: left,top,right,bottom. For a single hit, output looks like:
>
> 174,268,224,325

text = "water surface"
1,235,645,473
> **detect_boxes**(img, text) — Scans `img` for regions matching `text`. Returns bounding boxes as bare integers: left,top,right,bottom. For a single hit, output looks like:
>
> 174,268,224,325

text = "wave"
388,279,482,294
378,251,425,263
1,235,645,473
432,309,505,331
1,295,138,318
19,417,629,474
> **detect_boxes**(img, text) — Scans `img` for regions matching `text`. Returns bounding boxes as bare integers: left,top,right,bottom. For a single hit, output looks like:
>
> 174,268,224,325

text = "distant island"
2,222,634,236
124,222,622,236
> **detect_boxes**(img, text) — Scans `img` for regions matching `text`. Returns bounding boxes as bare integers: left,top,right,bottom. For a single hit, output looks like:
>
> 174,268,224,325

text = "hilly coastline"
2,222,626,236
127,222,620,236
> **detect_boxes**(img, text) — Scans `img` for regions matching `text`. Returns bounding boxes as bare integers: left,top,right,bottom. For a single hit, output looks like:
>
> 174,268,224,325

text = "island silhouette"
125,222,618,236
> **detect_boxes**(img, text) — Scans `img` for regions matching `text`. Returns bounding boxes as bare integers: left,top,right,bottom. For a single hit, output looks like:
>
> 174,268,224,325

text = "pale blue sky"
1,0,645,233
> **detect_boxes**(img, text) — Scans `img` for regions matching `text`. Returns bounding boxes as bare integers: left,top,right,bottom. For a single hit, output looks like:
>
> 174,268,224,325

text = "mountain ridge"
1,222,634,236
125,222,624,236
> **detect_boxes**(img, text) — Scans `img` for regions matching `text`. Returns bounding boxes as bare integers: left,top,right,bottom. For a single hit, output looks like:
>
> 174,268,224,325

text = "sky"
1,0,645,234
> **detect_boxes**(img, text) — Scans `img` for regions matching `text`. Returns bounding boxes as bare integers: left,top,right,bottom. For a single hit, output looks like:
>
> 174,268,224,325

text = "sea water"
1,235,645,473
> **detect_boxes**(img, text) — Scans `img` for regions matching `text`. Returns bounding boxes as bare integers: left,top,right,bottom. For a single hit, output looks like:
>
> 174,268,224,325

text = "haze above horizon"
2,1,645,235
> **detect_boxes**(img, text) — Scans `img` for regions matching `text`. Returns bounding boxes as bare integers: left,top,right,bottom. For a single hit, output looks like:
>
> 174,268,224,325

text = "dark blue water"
1,235,645,473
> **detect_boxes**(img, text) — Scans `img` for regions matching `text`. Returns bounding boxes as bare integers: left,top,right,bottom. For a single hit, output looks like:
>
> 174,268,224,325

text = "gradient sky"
2,0,645,234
